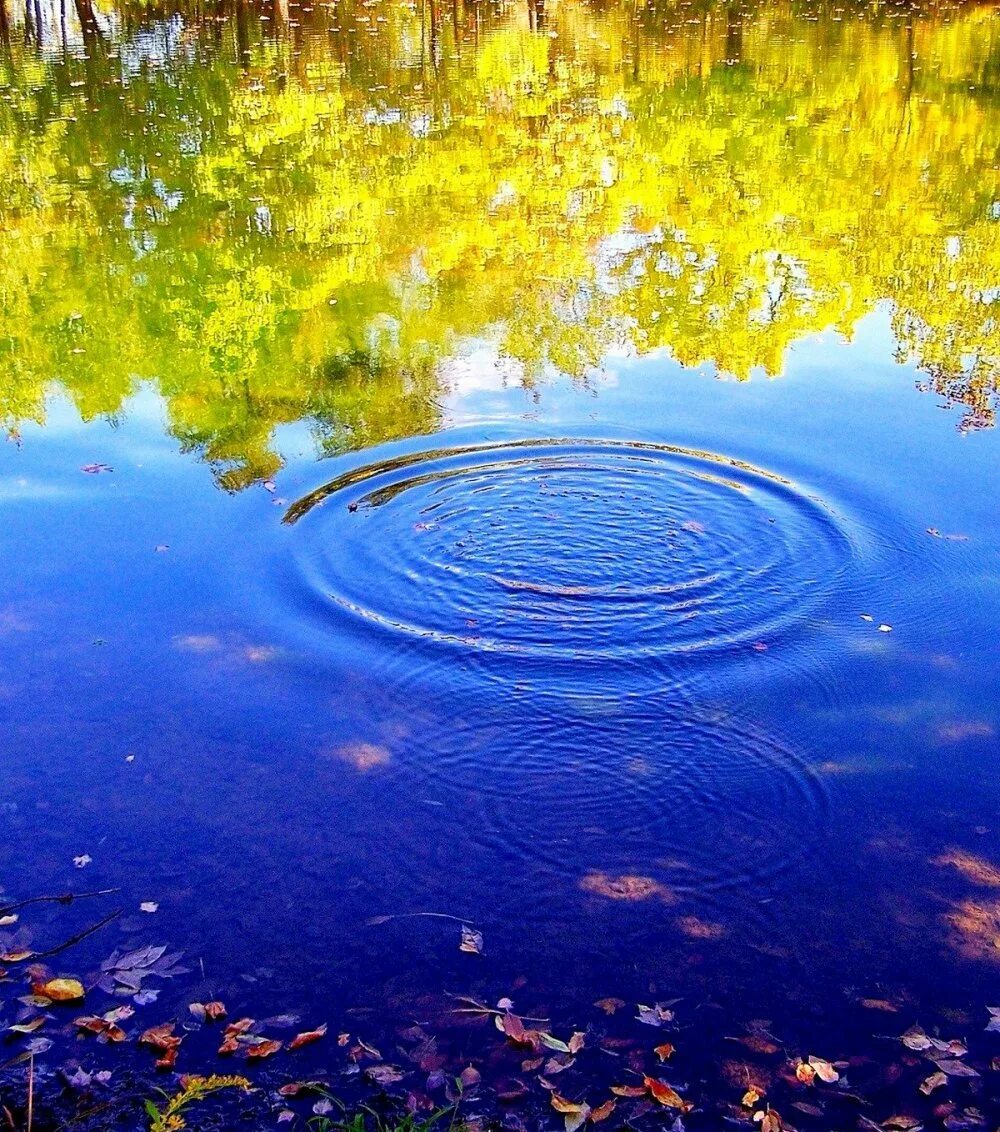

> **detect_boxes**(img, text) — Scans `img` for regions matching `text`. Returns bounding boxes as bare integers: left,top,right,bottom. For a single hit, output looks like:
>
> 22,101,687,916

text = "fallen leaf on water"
611,1085,647,1098
290,1024,328,1051
644,1075,692,1111
367,1064,405,1085
0,950,35,963
901,1026,933,1052
539,1033,572,1053
636,1003,676,1027
139,902,159,913
920,1072,948,1095
73,855,92,869
743,1088,762,1107
8,1018,46,1034
594,997,625,1015
860,998,899,1012
808,1056,839,1083
74,1016,126,1043
140,1023,180,1051
551,1093,590,1128
247,1038,283,1060
929,1037,967,1056
459,925,483,955
987,1006,1000,1033
0,914,18,927
33,978,85,1003
544,1055,575,1075
568,1031,586,1054
590,1099,616,1123
754,1108,782,1132
934,1059,979,1078
878,624,893,633
655,1043,675,1062
882,1116,923,1131
795,1061,816,1085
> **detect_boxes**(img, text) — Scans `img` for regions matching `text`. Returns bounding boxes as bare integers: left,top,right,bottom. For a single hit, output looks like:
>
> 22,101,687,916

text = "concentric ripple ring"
284,438,855,660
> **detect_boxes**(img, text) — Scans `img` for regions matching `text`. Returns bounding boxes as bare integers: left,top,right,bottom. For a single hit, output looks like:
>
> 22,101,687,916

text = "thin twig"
0,889,119,918
27,1054,34,1132
32,909,122,959
366,912,475,927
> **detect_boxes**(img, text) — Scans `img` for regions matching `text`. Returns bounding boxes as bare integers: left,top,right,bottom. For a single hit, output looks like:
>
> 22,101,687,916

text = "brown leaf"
919,1072,948,1095
882,1116,922,1131
140,1024,179,1051
755,1108,783,1132
568,1031,586,1054
594,997,625,1015
155,1046,178,1071
0,950,35,963
934,1059,979,1078
290,1024,328,1051
32,978,84,1003
743,1088,762,1108
73,1016,126,1043
247,1038,283,1060
859,998,899,1013
590,1100,616,1123
807,1056,839,1083
366,1064,405,1085
655,1043,675,1062
611,1085,647,1098
901,1026,933,1052
551,1095,588,1115
644,1076,692,1111
459,926,483,955
8,1018,46,1034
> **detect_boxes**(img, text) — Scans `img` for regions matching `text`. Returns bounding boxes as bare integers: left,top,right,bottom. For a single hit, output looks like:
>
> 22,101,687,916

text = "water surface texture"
1,0,999,1081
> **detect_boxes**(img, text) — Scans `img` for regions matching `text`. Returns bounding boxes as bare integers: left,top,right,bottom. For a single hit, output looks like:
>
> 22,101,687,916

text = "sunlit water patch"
283,439,857,668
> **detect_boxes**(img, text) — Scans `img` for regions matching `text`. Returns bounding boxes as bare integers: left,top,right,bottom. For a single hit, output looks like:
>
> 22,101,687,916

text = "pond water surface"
1,0,999,1120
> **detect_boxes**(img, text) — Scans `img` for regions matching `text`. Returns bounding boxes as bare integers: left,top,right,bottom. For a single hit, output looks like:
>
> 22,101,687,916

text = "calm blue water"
1,306,998,1059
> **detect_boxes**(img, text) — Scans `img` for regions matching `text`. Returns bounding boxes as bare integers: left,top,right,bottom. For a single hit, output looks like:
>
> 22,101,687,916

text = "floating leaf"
901,1026,933,1052
919,1072,948,1095
590,1099,616,1123
636,1003,675,1027
33,978,85,1003
459,925,483,955
934,1059,979,1078
655,1042,675,1062
594,997,625,1015
247,1038,283,1060
610,1086,647,1098
8,1018,46,1034
807,1056,839,1083
644,1076,692,1112
290,1024,328,1050
74,1016,126,1042
367,1064,405,1085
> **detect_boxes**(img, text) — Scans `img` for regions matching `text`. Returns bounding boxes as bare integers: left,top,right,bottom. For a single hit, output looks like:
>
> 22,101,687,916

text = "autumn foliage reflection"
1,0,999,484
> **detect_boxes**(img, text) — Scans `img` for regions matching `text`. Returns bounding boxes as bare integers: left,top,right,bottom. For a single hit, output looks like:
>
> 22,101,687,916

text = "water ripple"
284,438,855,664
